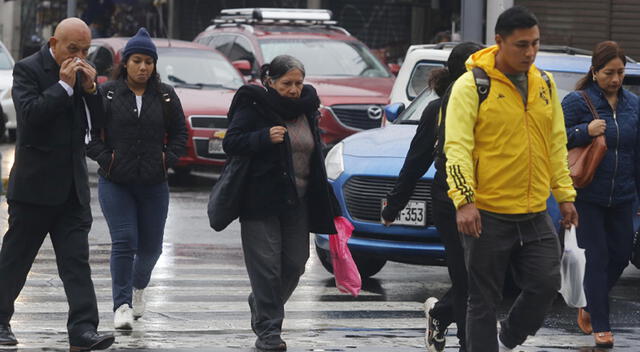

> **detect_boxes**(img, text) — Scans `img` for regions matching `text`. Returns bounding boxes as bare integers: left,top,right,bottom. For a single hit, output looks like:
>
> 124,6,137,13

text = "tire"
315,245,387,278
7,129,16,143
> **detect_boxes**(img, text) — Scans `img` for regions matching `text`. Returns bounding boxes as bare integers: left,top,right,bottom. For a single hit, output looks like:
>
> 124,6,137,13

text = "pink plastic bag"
329,216,361,297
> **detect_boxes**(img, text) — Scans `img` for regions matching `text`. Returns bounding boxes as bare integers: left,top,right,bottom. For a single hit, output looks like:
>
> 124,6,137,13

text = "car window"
395,88,437,123
156,48,244,90
407,61,445,101
194,35,213,46
259,39,391,78
87,45,114,77
227,36,256,65
622,74,640,96
0,46,13,70
208,35,235,56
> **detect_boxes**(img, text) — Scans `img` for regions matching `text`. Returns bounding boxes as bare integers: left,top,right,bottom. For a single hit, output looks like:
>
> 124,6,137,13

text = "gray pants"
462,211,561,352
240,200,309,340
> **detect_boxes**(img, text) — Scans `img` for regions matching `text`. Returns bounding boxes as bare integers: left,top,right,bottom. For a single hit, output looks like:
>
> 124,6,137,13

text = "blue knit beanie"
123,28,157,61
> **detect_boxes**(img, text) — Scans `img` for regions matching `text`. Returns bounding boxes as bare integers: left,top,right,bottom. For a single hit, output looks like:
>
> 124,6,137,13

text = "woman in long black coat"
223,54,339,351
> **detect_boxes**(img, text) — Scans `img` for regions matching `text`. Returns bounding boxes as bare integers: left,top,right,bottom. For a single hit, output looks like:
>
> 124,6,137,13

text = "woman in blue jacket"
562,41,640,348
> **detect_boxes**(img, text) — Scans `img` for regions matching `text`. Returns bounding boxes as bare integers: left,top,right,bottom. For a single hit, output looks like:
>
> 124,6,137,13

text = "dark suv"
194,8,395,148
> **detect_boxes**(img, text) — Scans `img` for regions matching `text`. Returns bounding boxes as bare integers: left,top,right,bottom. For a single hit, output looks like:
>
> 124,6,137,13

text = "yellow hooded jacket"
444,46,576,213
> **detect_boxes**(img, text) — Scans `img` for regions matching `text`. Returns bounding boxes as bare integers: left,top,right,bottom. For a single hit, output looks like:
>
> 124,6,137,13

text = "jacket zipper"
608,110,619,206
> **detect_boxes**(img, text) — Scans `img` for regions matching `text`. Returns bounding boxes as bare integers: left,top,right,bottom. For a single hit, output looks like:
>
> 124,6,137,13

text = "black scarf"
227,84,320,123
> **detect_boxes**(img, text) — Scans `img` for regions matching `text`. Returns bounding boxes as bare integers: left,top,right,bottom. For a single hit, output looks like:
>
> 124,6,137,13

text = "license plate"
381,199,426,226
208,138,223,154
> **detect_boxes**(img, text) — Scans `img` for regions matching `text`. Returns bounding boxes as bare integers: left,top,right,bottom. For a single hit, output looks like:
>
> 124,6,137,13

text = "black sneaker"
425,297,446,352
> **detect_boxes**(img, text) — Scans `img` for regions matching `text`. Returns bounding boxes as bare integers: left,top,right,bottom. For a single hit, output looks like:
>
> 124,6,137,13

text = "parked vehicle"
316,46,640,278
0,40,15,141
194,8,395,149
88,38,245,175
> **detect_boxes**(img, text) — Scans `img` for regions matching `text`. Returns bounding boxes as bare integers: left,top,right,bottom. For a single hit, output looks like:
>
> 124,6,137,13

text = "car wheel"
7,128,16,143
315,245,387,278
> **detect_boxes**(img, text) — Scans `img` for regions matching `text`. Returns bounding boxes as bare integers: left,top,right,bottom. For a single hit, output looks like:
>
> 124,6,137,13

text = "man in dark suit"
0,18,114,351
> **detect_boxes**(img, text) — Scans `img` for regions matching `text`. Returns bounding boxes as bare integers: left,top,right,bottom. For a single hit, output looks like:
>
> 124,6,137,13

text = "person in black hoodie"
86,28,187,330
381,42,483,352
223,55,339,351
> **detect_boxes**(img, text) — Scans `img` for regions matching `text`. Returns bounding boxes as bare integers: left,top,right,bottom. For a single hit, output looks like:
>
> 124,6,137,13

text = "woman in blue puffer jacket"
562,41,640,349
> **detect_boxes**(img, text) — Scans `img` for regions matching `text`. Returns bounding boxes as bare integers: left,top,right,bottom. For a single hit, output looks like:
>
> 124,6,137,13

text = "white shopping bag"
558,225,587,308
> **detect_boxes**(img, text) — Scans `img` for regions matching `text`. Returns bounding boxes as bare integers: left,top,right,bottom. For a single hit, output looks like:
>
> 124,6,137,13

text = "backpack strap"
538,68,552,100
471,67,490,107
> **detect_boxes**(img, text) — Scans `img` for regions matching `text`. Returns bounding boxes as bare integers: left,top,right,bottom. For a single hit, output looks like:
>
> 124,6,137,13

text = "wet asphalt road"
0,143,638,351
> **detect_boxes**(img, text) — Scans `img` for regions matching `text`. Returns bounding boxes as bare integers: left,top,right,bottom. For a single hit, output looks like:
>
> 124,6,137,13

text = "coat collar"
40,44,59,73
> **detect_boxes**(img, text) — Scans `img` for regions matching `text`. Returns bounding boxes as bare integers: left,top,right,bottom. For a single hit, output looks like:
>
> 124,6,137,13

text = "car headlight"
325,142,344,180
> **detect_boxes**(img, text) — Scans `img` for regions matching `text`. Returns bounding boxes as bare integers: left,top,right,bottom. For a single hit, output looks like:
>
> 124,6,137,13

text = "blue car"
315,47,640,278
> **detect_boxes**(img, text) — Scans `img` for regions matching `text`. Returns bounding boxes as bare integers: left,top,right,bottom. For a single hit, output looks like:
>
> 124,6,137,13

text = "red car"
194,8,395,149
88,38,245,176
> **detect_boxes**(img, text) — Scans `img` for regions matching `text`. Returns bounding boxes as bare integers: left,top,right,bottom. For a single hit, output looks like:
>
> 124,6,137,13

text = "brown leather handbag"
567,91,607,189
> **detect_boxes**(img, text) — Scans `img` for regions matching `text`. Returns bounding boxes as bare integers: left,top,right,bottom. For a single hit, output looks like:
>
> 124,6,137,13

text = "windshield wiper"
168,74,202,89
167,75,236,90
194,83,238,90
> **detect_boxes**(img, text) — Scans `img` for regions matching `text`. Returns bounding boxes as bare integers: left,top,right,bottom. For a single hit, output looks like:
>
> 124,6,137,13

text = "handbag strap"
579,90,601,120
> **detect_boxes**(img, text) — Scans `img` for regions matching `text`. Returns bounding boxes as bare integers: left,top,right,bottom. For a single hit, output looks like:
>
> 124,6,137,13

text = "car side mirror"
384,102,405,123
232,60,252,76
387,63,400,76
97,75,109,84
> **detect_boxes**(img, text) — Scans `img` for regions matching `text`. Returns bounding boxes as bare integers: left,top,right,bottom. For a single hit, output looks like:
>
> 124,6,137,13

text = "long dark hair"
428,42,484,97
110,55,161,90
576,41,626,91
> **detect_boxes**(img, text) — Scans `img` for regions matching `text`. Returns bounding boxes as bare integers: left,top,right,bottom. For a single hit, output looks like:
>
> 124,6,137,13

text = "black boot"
0,324,17,345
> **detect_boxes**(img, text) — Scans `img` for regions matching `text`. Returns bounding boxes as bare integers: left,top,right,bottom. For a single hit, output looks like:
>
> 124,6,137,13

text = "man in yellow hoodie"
444,6,578,352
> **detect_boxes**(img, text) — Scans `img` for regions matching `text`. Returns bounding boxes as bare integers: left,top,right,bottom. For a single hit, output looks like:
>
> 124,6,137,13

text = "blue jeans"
98,176,169,311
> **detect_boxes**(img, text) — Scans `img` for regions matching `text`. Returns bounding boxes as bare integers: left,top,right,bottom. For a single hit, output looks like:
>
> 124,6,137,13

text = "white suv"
388,43,454,106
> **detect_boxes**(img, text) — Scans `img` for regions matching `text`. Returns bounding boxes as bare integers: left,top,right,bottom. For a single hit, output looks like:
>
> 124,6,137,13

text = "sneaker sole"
114,322,133,330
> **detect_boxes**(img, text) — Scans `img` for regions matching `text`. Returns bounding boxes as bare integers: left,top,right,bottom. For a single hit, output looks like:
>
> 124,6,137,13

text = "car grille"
189,115,228,129
343,176,434,226
331,105,383,130
193,138,226,160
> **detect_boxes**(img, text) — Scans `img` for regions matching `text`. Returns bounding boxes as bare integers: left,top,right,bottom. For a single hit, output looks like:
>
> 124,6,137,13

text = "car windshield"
396,70,640,123
156,48,244,90
259,39,391,78
0,46,13,70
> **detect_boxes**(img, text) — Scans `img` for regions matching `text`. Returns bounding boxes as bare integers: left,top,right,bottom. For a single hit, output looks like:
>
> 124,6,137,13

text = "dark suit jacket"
8,44,104,206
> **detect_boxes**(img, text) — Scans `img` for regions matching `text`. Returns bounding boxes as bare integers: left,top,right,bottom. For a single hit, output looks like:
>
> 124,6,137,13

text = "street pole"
486,0,513,45
461,0,483,43
67,0,77,18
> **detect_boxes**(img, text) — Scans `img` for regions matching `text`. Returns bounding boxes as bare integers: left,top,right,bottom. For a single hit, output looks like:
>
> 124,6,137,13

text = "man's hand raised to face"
76,59,97,92
59,58,78,88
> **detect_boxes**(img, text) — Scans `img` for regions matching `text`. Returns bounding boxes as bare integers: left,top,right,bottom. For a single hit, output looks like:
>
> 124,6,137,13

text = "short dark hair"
495,6,538,38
